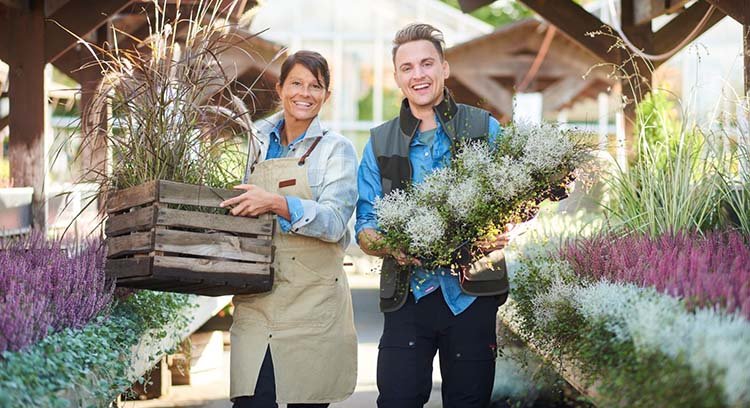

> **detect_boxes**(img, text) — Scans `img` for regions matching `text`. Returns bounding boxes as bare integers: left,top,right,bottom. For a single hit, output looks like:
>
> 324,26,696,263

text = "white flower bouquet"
374,121,593,269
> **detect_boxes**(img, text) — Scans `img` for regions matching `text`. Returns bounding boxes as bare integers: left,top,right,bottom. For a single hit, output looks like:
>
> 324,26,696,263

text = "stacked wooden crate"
105,180,274,296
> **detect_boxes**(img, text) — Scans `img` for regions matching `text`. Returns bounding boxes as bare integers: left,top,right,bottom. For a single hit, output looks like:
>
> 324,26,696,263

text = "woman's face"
276,64,330,123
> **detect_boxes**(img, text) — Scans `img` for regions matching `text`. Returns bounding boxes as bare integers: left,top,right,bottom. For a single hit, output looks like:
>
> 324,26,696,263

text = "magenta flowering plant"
560,230,750,319
0,232,113,354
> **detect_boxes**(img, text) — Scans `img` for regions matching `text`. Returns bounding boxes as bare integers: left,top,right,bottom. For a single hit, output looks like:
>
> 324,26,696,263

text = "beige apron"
229,138,357,403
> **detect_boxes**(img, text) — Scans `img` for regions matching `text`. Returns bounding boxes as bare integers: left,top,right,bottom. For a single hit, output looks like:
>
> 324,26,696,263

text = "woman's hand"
220,184,289,218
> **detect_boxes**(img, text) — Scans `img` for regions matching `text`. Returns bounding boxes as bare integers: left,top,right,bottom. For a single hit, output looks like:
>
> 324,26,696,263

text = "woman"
220,50,358,408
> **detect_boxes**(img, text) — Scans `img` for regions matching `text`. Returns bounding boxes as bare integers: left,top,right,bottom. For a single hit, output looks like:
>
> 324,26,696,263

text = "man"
355,23,510,408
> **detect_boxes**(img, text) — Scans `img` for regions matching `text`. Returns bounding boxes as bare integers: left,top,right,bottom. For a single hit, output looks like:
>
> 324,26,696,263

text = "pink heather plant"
0,231,113,353
560,231,750,319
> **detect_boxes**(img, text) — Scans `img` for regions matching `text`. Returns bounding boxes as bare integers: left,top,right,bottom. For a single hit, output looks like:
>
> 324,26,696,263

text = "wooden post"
620,0,654,161
6,0,48,230
745,24,749,99
78,25,109,188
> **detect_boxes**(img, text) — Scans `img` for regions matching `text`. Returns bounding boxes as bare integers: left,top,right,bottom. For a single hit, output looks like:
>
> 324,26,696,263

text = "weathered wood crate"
105,180,274,296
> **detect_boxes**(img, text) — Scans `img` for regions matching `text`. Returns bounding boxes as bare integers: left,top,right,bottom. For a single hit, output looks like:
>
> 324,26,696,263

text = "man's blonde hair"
392,23,445,62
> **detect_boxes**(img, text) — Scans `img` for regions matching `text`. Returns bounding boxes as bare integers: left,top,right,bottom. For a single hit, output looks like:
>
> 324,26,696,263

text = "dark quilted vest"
370,91,510,313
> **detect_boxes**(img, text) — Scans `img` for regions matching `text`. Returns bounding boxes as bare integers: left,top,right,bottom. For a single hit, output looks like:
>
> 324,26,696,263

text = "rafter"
45,0,134,63
652,1,727,59
542,77,598,112
517,0,622,65
703,0,747,25
454,74,513,119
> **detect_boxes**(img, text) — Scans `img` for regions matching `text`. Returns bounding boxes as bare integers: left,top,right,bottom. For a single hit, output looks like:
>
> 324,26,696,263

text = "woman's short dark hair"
279,50,331,91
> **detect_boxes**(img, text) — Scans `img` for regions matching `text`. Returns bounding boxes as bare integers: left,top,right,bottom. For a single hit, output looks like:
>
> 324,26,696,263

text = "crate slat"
154,229,272,263
153,255,272,276
156,207,272,236
106,206,158,236
107,257,153,279
158,180,242,208
107,181,158,214
107,231,154,258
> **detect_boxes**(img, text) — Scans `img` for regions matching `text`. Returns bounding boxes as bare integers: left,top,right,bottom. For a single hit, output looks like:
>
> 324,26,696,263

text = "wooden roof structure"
456,0,748,136
0,0,283,229
446,18,616,122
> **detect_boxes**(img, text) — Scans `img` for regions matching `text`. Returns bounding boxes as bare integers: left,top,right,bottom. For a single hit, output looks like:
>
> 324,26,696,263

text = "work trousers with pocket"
377,288,499,408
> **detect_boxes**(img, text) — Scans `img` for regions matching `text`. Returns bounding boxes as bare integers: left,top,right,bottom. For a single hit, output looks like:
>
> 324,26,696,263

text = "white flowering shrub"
374,122,592,268
511,253,750,407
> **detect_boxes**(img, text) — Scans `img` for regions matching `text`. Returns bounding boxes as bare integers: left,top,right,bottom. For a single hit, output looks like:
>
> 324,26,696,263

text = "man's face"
393,39,450,110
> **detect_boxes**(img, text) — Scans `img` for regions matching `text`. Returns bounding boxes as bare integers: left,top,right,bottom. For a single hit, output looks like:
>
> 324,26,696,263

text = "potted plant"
81,1,273,295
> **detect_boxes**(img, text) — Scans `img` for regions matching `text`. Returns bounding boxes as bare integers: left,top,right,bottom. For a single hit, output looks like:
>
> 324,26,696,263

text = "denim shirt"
265,118,307,233
356,115,502,315
246,111,358,248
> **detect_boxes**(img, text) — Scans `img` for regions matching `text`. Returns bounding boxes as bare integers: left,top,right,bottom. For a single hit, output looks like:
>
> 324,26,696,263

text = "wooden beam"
518,0,621,65
454,74,513,119
45,0,134,63
0,8,8,62
0,115,8,132
652,2,726,58
634,0,691,25
78,25,108,188
703,0,747,25
6,0,48,229
0,0,28,8
542,77,597,112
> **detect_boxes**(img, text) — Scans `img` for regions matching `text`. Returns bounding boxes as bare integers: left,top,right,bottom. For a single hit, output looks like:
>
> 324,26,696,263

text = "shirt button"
456,352,461,358
408,341,416,347
424,152,429,156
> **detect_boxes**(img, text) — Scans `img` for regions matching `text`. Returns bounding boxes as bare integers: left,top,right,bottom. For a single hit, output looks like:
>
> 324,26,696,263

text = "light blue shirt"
245,112,358,247
355,114,502,315
265,118,307,233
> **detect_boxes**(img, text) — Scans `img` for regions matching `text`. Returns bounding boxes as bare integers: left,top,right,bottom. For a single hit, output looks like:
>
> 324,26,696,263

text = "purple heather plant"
560,231,750,320
0,231,113,354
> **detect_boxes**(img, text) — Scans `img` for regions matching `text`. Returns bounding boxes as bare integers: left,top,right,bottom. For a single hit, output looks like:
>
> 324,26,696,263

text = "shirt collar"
398,88,458,140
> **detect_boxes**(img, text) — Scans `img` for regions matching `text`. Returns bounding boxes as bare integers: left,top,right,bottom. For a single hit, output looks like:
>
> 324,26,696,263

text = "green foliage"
439,0,532,27
357,87,402,122
0,291,195,407
634,90,683,169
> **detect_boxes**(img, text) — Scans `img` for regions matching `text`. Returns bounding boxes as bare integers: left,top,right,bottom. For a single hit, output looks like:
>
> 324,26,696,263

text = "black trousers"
232,348,329,408
377,289,499,408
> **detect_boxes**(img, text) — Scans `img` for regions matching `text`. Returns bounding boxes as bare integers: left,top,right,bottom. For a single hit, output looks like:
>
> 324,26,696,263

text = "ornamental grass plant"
0,231,112,354
79,0,262,195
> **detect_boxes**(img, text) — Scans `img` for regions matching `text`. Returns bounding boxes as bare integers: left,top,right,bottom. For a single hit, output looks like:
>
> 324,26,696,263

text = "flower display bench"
105,180,274,296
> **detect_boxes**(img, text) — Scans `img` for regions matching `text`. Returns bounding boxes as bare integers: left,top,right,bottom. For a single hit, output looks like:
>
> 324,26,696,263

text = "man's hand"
358,228,421,266
219,184,289,218
474,224,513,254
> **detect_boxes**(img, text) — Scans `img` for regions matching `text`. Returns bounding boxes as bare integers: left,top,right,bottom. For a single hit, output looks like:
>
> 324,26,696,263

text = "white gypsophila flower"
486,157,533,201
414,167,456,205
446,177,484,220
375,189,414,231
405,207,445,254
531,274,578,329
456,141,494,174
565,278,750,406
520,122,574,173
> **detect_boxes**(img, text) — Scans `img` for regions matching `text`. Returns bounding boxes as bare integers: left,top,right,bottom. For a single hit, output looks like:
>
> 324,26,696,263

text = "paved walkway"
122,274,443,408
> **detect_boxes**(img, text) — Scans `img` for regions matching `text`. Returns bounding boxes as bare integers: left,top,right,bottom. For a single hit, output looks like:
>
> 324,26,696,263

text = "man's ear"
324,90,332,102
275,82,282,95
443,60,450,79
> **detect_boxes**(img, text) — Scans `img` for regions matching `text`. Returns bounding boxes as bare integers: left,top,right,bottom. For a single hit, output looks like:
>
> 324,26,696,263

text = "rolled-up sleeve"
355,140,382,241
286,140,358,243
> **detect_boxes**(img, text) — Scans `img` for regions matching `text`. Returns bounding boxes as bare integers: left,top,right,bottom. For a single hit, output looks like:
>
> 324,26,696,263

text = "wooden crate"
105,180,274,296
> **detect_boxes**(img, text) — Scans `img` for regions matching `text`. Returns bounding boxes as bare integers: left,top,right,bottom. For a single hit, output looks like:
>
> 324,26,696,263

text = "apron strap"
298,136,323,166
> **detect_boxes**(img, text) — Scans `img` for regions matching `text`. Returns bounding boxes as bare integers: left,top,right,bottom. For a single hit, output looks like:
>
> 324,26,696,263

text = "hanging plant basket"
105,180,274,296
